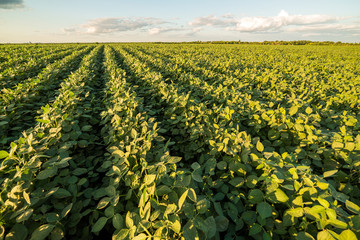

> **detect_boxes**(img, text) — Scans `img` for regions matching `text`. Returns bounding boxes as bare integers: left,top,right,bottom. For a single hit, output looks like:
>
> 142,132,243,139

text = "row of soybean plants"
0,45,106,240
0,45,56,70
113,44,359,239
89,46,194,240
132,43,360,181
0,45,86,89
140,44,360,111
1,44,189,240
126,44,359,175
136,44,360,173
145,44,360,191
0,45,73,74
0,46,95,149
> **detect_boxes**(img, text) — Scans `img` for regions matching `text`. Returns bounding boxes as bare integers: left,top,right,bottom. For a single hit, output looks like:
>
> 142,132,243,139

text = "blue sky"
0,0,359,43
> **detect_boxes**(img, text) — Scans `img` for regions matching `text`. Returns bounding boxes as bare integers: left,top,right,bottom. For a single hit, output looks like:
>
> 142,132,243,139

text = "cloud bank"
0,0,24,9
189,10,339,32
63,17,166,34
62,11,359,40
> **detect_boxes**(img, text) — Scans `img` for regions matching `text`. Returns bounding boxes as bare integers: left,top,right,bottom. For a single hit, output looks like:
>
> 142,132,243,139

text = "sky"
0,0,359,43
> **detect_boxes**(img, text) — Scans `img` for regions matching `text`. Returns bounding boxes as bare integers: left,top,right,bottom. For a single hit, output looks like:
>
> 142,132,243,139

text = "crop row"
0,45,74,74
0,46,94,148
0,46,87,89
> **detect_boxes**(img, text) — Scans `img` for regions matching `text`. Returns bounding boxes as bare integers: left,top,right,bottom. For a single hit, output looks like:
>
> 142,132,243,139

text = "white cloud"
189,10,339,32
148,26,191,36
63,17,166,34
148,28,161,35
60,11,359,42
189,15,231,27
0,0,24,9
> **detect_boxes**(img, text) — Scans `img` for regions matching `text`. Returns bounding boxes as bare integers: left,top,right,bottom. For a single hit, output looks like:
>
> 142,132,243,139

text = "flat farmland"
0,43,359,240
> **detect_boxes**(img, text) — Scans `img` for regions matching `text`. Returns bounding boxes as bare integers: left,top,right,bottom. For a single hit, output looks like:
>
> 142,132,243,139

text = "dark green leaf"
256,202,272,219
50,227,64,240
196,199,209,214
61,203,73,218
156,185,172,196
296,231,315,240
215,215,229,232
249,223,262,236
37,167,57,180
45,213,59,223
4,224,28,240
91,217,108,232
30,224,55,240
183,221,198,240
113,213,124,230
205,216,216,238
16,209,33,223
248,189,264,204
53,188,71,198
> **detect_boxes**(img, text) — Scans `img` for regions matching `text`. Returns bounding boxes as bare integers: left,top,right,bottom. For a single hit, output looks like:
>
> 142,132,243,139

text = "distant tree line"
1,40,358,45
184,40,358,45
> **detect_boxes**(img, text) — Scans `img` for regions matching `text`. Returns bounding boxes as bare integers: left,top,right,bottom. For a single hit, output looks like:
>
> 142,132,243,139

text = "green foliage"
0,43,359,240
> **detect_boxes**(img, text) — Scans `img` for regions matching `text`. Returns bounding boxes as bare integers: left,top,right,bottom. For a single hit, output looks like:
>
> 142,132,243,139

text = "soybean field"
0,43,359,240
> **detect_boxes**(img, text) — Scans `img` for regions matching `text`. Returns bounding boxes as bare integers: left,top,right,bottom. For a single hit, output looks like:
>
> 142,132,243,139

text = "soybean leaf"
323,170,338,178
289,106,298,116
5,224,28,240
188,188,197,202
183,221,198,240
205,216,216,238
16,209,33,223
296,231,315,240
256,141,264,152
178,189,188,210
339,230,357,240
345,200,360,214
133,233,147,240
249,223,262,236
317,230,336,240
113,214,124,230
0,151,9,159
91,217,108,232
257,202,272,219
215,216,229,232
61,203,73,218
113,229,129,240
50,227,64,240
23,191,31,205
30,224,55,240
